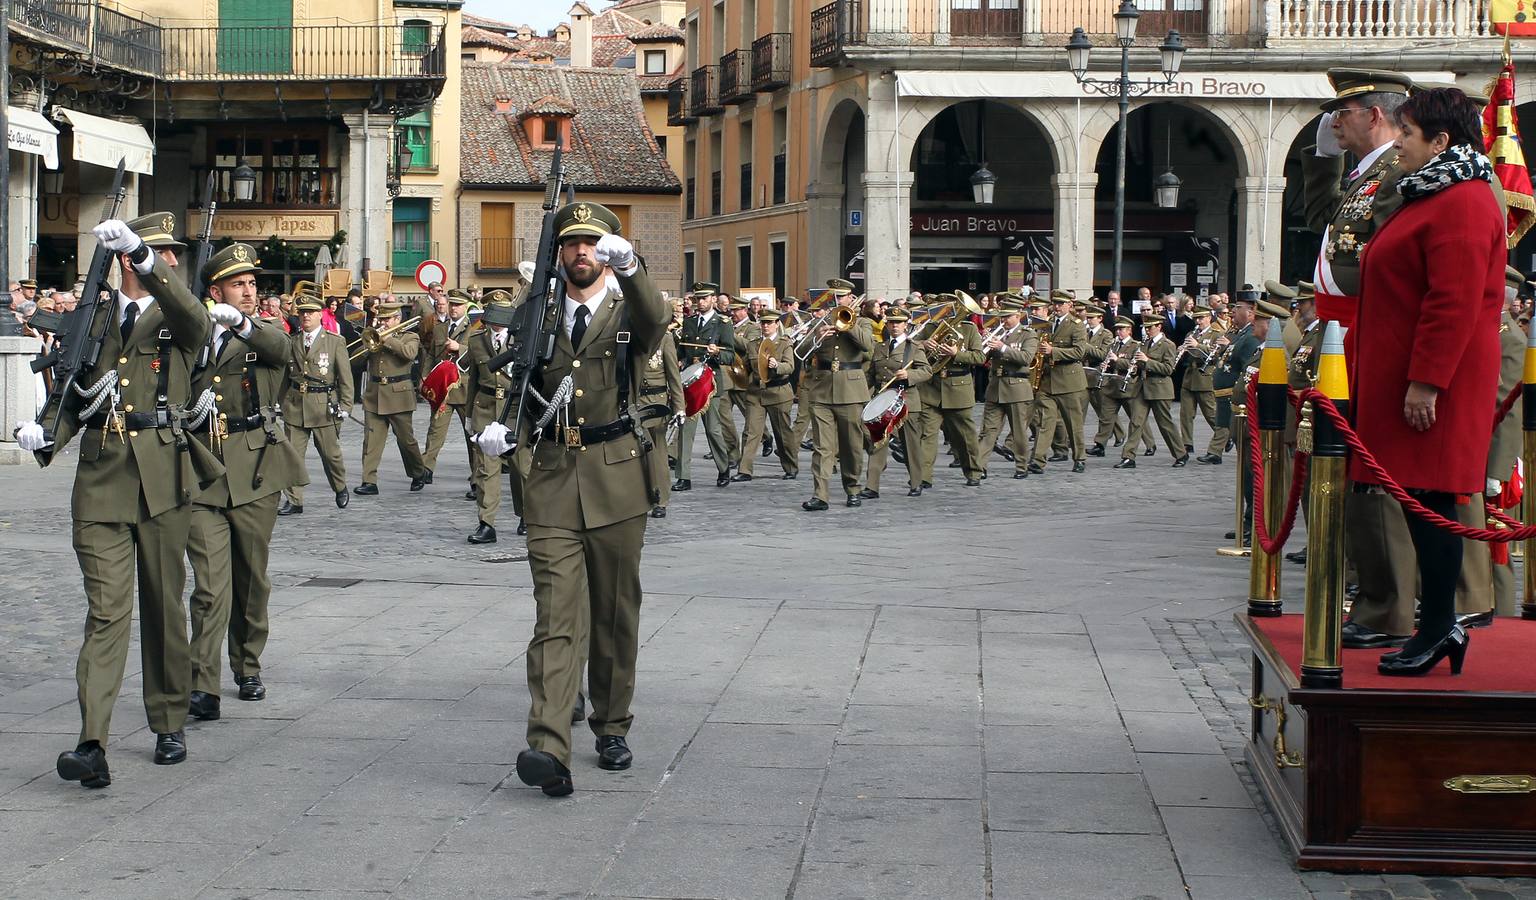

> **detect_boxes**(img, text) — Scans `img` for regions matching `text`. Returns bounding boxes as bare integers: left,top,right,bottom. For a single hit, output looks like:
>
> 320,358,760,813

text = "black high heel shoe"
1377,625,1468,677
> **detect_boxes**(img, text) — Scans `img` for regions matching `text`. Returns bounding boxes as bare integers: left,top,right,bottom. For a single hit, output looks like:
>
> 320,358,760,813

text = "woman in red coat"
1352,87,1505,675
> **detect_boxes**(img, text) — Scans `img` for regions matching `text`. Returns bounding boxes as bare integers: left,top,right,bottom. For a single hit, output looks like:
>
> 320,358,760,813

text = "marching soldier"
355,302,430,495
1031,289,1090,474
1099,317,1142,449
919,294,985,487
724,297,761,471
1083,304,1122,457
1115,316,1185,470
789,299,822,452
978,294,1041,480
279,295,353,514
711,289,743,468
674,285,735,489
471,201,670,797
421,290,478,494
185,244,306,722
737,310,798,481
863,307,931,497
803,278,873,510
638,303,685,516
1180,306,1225,464
1486,267,1526,615
462,291,521,542
18,213,220,782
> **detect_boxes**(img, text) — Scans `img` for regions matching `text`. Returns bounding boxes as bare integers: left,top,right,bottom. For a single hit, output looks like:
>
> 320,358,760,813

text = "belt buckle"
831,361,841,372
495,388,506,399
564,426,582,448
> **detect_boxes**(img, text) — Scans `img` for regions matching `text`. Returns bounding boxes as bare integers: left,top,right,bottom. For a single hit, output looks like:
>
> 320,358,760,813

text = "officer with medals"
863,306,931,497
462,290,520,542
473,201,669,797
185,244,306,722
978,293,1041,480
354,301,430,495
18,212,220,783
674,283,736,489
279,292,353,514
803,277,874,510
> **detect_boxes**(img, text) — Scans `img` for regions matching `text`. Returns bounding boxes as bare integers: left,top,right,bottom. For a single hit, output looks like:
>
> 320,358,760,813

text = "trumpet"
348,315,421,362
794,304,858,361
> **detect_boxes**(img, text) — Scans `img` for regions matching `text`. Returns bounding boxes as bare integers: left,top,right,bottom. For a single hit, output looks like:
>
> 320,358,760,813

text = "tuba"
926,291,983,368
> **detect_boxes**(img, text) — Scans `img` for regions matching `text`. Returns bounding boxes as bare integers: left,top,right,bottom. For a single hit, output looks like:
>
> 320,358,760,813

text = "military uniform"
865,315,931,494
1032,293,1090,470
724,304,762,470
1179,312,1225,462
282,301,353,509
186,244,306,713
805,283,873,508
917,301,985,485
738,314,797,479
1488,299,1525,615
1099,320,1142,451
503,202,669,793
357,303,428,490
674,286,736,486
421,295,479,483
1083,314,1125,453
638,326,684,510
32,212,220,779
1120,318,1185,468
977,300,1040,478
463,294,521,541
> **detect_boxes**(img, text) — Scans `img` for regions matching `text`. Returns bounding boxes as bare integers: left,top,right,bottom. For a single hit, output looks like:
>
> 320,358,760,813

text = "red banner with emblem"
1483,56,1536,247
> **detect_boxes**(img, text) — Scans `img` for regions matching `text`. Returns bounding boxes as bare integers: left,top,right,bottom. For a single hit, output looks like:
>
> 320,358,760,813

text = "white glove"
670,411,686,429
475,422,513,457
593,234,637,275
1315,113,1343,159
1487,478,1502,498
210,303,245,329
14,422,50,452
93,219,144,255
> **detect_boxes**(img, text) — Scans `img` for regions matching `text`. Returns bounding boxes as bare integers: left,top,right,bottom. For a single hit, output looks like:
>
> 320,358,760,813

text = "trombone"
348,315,421,362
793,303,858,361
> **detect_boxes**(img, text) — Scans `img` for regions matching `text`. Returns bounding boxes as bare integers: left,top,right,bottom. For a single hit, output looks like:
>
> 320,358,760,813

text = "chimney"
569,2,593,68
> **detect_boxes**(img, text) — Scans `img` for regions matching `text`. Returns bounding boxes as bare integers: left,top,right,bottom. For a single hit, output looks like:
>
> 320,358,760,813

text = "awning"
54,108,153,175
7,107,58,170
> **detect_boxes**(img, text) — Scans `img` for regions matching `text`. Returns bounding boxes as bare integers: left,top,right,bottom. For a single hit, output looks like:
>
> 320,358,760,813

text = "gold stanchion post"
1218,400,1252,558
1247,322,1288,617
1301,321,1349,688
1521,320,1536,618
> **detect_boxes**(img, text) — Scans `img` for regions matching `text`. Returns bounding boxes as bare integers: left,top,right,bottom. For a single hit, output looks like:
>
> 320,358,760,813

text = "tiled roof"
629,22,684,42
462,25,521,51
523,94,577,116
460,62,680,194
463,12,523,32
460,6,658,68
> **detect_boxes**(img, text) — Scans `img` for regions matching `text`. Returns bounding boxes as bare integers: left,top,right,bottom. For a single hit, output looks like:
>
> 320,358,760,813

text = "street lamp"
231,160,257,202
1064,2,1185,297
970,164,997,204
1155,121,1181,209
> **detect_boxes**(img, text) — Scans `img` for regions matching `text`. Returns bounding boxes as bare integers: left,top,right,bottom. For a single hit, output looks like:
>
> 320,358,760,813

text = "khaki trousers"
187,493,280,694
286,422,346,505
868,413,924,492
811,401,865,501
676,394,731,480
1034,390,1088,465
922,405,982,482
1346,491,1491,635
361,409,426,483
473,444,522,525
423,402,475,473
525,514,647,767
1126,397,1183,463
1090,387,1128,446
715,392,741,464
1180,389,1223,456
790,381,813,448
740,397,796,477
979,400,1031,474
72,509,193,744
646,422,671,508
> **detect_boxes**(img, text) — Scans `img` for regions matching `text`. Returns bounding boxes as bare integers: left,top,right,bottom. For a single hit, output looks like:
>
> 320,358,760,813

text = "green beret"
553,201,622,243
127,211,187,251
202,243,260,286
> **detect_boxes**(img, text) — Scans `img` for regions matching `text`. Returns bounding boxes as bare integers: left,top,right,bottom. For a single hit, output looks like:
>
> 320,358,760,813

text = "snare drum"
681,362,717,417
860,388,908,445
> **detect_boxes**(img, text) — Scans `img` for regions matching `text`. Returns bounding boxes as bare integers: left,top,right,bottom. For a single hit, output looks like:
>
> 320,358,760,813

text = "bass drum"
860,388,908,445
681,362,717,418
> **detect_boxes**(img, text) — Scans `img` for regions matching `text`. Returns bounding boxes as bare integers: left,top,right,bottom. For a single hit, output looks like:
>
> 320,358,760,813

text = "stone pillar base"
0,334,43,466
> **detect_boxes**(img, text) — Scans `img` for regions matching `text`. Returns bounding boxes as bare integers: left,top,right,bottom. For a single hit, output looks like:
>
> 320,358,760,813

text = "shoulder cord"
74,369,120,420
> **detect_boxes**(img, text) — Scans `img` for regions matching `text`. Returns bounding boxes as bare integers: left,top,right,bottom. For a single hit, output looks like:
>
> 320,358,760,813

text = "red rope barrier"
1244,377,1310,556
1495,382,1522,426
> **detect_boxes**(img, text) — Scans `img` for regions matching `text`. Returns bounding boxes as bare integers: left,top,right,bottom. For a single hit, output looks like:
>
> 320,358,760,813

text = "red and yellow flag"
1484,51,1536,246
1491,0,1536,36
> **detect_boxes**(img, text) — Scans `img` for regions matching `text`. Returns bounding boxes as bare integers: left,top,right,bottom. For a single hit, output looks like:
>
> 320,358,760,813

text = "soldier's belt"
85,410,170,431
477,384,509,399
639,386,668,398
1000,370,1030,378
540,416,635,448
763,375,793,388
223,413,277,434
1214,388,1234,399
290,381,334,394
943,367,971,377
814,360,864,371
375,373,412,384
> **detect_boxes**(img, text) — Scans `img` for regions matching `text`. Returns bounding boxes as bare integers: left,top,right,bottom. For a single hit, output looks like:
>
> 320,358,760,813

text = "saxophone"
1030,334,1050,390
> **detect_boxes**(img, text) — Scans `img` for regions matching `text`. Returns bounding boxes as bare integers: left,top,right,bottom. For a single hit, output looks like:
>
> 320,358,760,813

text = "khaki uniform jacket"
517,266,669,530
870,337,931,414
464,327,519,432
435,316,476,406
749,332,797,407
922,321,985,410
722,318,761,391
1083,325,1113,389
1283,319,1326,444
1488,310,1524,480
193,317,306,507
363,330,422,416
283,329,353,428
1133,335,1179,402
639,330,685,414
1301,147,1405,297
678,312,735,370
1180,326,1221,392
984,325,1041,404
1038,316,1088,395
807,317,874,406
40,256,219,522
1100,338,1142,402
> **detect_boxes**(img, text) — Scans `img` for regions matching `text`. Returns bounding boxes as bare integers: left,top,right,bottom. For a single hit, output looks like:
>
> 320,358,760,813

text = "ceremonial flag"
1483,49,1536,247
1491,0,1536,36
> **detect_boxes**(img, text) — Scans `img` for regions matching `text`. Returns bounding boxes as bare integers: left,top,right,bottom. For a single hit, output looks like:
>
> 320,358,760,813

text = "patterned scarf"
1397,143,1494,201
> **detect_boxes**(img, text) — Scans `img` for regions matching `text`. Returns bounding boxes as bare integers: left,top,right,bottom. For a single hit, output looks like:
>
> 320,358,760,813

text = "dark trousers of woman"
1403,490,1462,654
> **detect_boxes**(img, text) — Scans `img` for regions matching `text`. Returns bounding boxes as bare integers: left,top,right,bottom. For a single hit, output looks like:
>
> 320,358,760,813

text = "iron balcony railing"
191,165,340,209
161,24,446,81
10,0,91,51
689,65,722,117
719,48,752,105
751,33,791,91
810,0,849,66
93,5,161,76
666,78,695,125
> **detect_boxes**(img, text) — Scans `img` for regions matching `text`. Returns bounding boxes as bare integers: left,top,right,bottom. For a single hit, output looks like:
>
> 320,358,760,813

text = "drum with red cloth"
681,362,716,417
420,359,461,414
860,388,908,444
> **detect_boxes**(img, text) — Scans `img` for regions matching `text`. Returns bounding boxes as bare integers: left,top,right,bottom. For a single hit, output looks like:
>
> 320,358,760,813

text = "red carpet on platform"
1249,614,1536,693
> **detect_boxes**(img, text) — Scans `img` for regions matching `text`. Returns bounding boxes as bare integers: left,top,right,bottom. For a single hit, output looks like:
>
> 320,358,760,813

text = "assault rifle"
487,136,568,436
32,159,129,442
187,171,218,301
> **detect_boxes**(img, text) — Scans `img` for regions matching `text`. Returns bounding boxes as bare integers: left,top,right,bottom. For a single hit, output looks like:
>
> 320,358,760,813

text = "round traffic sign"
414,259,447,291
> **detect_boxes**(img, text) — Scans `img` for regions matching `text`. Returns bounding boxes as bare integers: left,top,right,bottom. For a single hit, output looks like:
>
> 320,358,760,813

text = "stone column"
341,111,396,277
805,181,844,285
0,334,44,464
1235,175,1287,289
862,75,911,299
1051,172,1098,292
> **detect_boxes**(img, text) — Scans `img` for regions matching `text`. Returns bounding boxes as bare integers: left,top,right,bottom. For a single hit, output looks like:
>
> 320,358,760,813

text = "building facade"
676,0,1520,300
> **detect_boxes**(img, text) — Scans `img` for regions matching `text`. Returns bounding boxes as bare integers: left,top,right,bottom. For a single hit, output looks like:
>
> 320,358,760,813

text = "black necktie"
216,331,233,361
570,305,591,350
120,303,138,345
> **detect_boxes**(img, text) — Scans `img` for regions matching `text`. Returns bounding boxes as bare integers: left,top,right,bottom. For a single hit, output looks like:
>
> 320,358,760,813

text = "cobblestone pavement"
0,406,1532,899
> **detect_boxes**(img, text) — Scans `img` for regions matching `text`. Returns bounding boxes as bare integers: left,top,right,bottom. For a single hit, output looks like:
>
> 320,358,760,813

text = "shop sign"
185,210,340,241
911,211,1043,235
